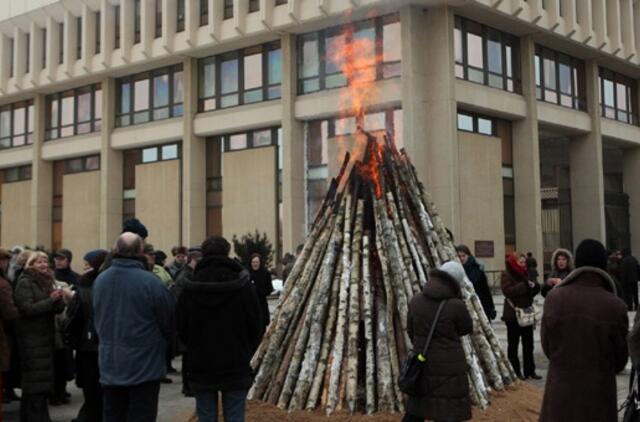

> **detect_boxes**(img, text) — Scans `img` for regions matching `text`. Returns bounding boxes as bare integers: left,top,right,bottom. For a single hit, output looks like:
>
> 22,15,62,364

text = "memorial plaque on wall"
475,240,495,258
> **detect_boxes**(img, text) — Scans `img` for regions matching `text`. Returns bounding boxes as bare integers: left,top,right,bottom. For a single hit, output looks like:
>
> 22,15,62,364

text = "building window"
298,14,400,95
200,0,209,26
177,0,185,32
64,155,100,174
42,28,47,69
456,111,496,136
600,68,638,125
117,64,184,127
59,23,64,64
76,17,82,59
199,42,281,111
3,165,32,183
141,143,181,163
95,12,101,54
0,100,34,149
134,0,141,43
224,0,234,19
8,38,13,78
249,0,260,12
275,0,288,4
25,33,30,73
218,127,279,152
535,46,586,110
454,16,520,93
155,0,162,38
114,5,121,49
46,84,102,140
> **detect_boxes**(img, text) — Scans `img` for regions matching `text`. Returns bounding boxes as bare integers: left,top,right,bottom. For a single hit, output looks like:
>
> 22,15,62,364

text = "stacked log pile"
249,131,517,415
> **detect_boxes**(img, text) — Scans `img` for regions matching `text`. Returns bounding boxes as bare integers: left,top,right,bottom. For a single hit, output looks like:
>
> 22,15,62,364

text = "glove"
488,309,497,321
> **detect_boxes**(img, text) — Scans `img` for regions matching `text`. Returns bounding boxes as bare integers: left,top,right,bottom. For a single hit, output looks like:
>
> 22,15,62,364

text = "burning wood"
249,130,517,414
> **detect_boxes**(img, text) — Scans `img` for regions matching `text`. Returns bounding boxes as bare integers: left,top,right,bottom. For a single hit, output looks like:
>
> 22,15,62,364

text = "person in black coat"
541,248,573,298
456,245,495,321
68,249,108,422
248,253,273,333
53,249,80,287
176,236,262,422
621,248,639,311
403,261,473,422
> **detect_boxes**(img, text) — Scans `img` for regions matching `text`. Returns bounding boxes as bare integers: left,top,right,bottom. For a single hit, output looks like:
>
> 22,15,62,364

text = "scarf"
507,254,527,276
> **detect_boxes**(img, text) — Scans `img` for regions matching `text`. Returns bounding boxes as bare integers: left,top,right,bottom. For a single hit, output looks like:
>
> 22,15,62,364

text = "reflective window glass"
154,74,169,107
13,107,25,135
162,144,178,160
27,104,34,133
244,53,262,90
268,48,281,85
121,83,131,113
202,61,215,97
77,91,92,122
383,21,400,63
544,58,556,89
252,130,272,147
301,34,319,78
477,118,493,135
617,83,628,111
457,113,473,131
229,134,247,150
94,89,102,120
174,71,184,103
86,156,100,170
603,79,615,107
221,58,239,94
134,78,150,111
364,112,386,131
487,38,502,74
61,95,75,126
0,110,10,138
325,32,346,75
558,62,572,94
466,33,483,68
454,28,463,63
142,147,158,163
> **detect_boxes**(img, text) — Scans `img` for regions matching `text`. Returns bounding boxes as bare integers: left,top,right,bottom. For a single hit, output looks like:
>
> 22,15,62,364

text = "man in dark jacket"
177,236,262,422
93,233,175,422
621,248,639,311
540,239,628,422
54,249,80,286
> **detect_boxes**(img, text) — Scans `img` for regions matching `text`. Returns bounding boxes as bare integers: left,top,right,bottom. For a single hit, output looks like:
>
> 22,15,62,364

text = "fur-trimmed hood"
556,266,617,295
424,269,462,300
550,248,574,273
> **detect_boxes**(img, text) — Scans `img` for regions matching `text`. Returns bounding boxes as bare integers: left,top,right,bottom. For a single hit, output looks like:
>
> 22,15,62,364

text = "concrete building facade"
0,0,638,272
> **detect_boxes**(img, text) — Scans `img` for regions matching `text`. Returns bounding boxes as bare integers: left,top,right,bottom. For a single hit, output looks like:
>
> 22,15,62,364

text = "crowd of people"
0,218,277,422
403,238,636,422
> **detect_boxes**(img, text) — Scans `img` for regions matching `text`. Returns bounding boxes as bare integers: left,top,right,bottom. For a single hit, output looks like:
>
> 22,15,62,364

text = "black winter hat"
122,218,148,239
575,239,607,270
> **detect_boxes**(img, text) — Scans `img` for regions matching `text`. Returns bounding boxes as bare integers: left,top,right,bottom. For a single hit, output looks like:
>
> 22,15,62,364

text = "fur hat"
575,239,607,270
122,218,148,239
440,261,466,285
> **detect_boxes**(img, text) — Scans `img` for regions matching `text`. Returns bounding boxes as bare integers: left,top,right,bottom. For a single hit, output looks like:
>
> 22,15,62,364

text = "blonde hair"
15,250,33,268
25,251,49,270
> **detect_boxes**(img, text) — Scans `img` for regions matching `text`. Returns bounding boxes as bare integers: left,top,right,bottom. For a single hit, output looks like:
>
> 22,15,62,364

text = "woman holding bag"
402,261,473,422
501,252,541,381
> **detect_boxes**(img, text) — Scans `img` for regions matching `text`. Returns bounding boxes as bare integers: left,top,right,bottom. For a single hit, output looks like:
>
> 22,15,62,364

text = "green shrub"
232,230,274,269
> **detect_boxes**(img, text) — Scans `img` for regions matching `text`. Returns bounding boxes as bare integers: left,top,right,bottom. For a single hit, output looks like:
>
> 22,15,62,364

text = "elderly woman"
248,253,273,333
14,251,66,421
403,261,473,422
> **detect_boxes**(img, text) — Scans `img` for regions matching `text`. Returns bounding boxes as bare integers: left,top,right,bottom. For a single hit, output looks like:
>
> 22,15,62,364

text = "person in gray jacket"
93,233,175,422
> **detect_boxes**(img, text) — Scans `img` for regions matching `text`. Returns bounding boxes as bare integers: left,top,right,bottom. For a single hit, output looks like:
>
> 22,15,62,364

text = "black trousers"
103,381,160,422
75,351,103,422
506,319,535,377
20,392,51,422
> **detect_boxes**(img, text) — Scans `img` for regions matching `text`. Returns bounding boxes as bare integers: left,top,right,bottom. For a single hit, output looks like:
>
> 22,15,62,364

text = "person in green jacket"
143,244,173,287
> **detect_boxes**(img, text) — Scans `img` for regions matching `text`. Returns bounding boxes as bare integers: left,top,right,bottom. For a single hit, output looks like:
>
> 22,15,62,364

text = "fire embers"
249,131,517,415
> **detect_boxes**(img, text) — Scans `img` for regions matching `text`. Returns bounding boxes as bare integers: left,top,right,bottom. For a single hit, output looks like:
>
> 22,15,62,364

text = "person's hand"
549,278,561,286
489,309,497,321
528,281,536,288
49,290,63,300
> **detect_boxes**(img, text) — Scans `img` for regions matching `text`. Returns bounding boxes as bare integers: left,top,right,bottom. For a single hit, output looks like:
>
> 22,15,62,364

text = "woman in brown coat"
541,239,628,422
403,261,473,422
501,252,540,380
0,248,17,410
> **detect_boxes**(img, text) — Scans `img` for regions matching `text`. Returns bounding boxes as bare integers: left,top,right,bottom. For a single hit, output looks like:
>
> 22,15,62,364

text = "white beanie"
440,261,466,285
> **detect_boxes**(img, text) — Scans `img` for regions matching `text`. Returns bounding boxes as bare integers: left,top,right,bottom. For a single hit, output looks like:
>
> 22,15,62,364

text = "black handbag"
622,366,640,422
398,299,447,396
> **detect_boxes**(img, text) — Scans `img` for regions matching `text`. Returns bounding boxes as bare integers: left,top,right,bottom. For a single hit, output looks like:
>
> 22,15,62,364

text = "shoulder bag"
506,297,539,327
398,299,448,396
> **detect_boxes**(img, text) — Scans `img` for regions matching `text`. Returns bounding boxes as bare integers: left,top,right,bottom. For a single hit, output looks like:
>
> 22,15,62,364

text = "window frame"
599,68,638,125
155,0,162,38
114,5,121,49
535,45,586,111
45,83,102,140
3,165,32,183
221,127,280,152
64,155,101,174
297,14,401,95
456,110,497,136
95,12,101,54
140,142,182,164
116,64,184,127
200,0,209,26
134,0,141,43
0,100,35,149
223,0,234,19
198,41,281,112
76,17,82,60
454,16,520,94
176,0,185,32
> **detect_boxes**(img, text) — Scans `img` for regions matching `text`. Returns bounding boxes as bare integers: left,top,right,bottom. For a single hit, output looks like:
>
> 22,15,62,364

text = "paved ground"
3,293,635,421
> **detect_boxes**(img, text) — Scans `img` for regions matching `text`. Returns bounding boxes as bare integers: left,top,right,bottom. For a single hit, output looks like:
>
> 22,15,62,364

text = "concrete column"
161,0,177,52
13,28,25,83
81,4,95,71
29,22,42,79
280,33,305,254
418,6,460,234
45,16,60,77
121,0,134,62
591,0,607,48
100,0,115,66
99,78,123,247
576,0,593,43
63,10,76,76
141,0,155,55
607,0,622,54
512,36,543,259
569,60,606,244
30,94,52,248
181,57,206,248
624,148,640,254
0,34,10,92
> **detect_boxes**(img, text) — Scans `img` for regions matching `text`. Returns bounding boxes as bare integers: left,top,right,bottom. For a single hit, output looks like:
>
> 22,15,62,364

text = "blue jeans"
195,390,247,422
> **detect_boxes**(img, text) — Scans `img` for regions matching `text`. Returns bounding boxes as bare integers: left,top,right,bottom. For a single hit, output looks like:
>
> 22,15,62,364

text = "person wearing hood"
177,236,262,422
540,239,628,422
248,253,273,333
541,248,573,297
456,245,495,321
501,252,541,380
54,249,80,287
402,261,473,422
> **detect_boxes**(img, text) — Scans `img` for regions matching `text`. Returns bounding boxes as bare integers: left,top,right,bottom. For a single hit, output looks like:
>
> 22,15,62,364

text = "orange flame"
328,22,384,198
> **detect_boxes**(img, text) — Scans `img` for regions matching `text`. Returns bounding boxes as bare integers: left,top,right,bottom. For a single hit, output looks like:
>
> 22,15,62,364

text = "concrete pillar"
181,57,207,248
100,0,115,66
30,94,52,248
420,6,460,234
569,60,606,244
624,148,640,254
81,4,95,70
13,28,25,83
45,16,60,76
280,34,305,254
141,0,155,55
121,0,134,62
512,36,543,259
99,78,123,247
